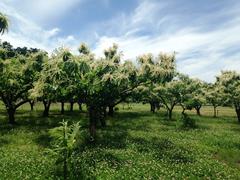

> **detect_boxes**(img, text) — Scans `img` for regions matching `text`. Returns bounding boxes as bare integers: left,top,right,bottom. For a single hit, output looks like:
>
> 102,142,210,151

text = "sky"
0,0,240,82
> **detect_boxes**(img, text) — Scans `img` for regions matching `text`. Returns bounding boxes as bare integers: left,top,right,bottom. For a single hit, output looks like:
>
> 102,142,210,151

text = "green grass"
0,102,240,179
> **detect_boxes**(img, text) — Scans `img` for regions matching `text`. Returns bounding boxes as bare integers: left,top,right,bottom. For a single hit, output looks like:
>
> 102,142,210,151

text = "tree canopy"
216,71,240,122
0,13,9,35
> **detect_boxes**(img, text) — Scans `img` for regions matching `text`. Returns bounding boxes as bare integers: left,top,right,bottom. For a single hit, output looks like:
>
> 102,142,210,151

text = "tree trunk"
168,109,172,120
61,101,65,114
69,101,74,112
196,107,201,116
182,108,185,115
89,106,97,141
103,107,107,118
235,107,240,123
108,105,114,116
99,106,106,127
29,101,34,111
168,108,173,120
156,102,160,110
78,102,82,111
213,106,217,118
43,100,51,117
100,116,106,127
150,102,155,113
7,107,16,124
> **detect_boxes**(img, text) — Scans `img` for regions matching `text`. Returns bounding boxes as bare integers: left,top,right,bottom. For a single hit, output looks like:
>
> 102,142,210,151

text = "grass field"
0,102,240,179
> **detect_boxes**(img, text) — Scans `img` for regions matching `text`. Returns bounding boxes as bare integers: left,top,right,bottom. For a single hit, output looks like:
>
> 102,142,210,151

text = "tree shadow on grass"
108,119,152,132
70,149,124,179
0,138,9,147
0,123,18,135
4,110,88,130
129,136,196,164
78,122,128,151
96,129,128,149
108,111,159,132
35,133,53,148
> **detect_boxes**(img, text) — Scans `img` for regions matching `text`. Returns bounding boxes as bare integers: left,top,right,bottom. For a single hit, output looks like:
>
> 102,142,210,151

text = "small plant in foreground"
49,120,81,180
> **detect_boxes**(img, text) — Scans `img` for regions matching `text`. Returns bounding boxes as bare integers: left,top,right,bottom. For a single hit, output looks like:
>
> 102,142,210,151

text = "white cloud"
0,1,79,53
1,0,83,23
93,0,240,82
47,28,61,38
131,0,165,25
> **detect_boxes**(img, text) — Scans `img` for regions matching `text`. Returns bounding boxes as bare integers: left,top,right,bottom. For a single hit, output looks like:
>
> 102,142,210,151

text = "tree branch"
15,100,29,109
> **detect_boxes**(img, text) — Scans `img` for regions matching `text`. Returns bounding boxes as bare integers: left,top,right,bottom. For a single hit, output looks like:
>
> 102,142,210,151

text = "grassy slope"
0,102,240,179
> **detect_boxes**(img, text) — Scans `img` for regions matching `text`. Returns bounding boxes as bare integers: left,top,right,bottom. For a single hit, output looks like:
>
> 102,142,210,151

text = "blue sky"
1,0,240,82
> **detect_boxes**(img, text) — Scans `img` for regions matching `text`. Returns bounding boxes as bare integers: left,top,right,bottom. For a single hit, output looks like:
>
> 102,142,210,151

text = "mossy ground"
0,102,240,179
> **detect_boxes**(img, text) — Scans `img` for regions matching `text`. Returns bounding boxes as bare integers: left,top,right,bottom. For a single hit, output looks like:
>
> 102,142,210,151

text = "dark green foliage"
217,71,240,122
0,13,9,35
0,46,46,123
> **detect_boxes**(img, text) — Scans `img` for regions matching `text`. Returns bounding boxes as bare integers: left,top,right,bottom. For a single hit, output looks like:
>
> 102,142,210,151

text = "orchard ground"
0,102,240,179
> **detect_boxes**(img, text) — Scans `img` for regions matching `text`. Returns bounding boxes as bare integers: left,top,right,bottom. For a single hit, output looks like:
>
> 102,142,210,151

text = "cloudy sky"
1,0,240,82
